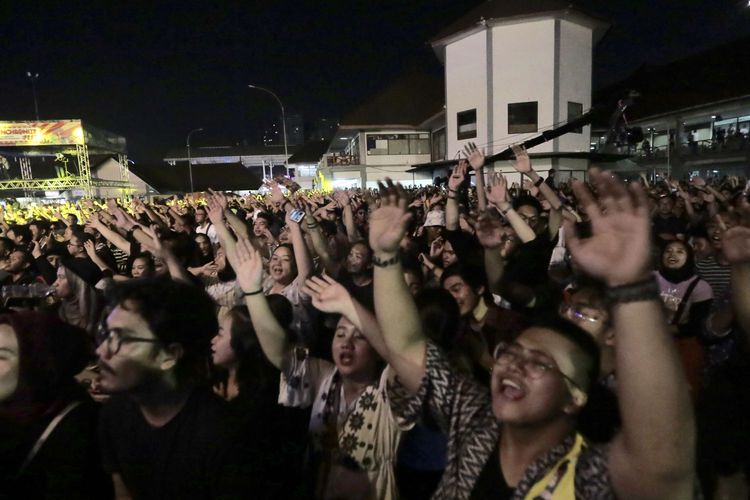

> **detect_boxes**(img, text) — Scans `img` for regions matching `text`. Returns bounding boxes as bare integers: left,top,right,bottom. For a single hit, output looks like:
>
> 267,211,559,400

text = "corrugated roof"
163,144,293,160
287,139,332,164
339,73,444,129
129,162,262,193
595,34,750,122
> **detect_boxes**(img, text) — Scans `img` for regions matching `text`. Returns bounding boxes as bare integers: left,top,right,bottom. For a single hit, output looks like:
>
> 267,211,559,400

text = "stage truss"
0,120,133,199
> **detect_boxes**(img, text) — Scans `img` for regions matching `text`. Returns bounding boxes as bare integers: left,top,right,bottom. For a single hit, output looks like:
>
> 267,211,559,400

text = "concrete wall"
557,19,593,153
445,30,488,160
491,19,556,154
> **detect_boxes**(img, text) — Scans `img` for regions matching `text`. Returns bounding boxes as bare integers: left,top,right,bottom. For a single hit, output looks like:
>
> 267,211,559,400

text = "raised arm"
207,189,249,240
464,143,488,212
369,180,427,393
135,227,192,284
485,172,536,243
285,203,313,285
334,190,361,243
90,214,132,255
566,169,694,499
233,237,288,369
445,161,467,231
302,201,342,276
302,275,388,357
721,222,750,337
475,211,512,294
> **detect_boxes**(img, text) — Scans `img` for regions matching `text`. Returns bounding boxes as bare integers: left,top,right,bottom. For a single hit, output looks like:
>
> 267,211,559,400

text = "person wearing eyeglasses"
368,174,696,499
95,278,253,499
559,283,621,443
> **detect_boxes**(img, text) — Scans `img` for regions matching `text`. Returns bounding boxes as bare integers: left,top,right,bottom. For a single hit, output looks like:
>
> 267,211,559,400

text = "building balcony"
326,153,360,166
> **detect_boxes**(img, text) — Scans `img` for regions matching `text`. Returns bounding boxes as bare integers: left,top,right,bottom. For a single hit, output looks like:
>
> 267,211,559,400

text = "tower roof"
431,0,609,48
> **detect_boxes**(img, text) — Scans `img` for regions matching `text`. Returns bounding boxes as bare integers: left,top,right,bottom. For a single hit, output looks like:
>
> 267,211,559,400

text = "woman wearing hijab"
655,240,713,397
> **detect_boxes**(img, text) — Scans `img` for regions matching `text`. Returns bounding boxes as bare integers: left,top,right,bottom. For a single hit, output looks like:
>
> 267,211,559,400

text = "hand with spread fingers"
448,161,468,192
302,275,354,316
233,237,264,293
369,179,412,257
565,168,652,286
510,144,532,174
485,172,509,207
463,142,485,171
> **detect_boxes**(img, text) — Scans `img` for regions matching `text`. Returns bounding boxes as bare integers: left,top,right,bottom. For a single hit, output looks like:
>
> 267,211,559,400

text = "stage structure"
0,120,133,198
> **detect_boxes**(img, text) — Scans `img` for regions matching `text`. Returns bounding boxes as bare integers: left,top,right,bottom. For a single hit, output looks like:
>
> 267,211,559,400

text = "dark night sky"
2,0,750,162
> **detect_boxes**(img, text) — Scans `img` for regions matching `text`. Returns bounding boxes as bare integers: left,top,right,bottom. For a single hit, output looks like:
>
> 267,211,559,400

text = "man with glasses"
96,279,250,499
66,231,91,259
369,173,696,498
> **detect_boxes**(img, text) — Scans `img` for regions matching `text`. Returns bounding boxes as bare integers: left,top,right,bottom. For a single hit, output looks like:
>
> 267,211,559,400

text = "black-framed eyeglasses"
493,341,580,390
96,328,161,356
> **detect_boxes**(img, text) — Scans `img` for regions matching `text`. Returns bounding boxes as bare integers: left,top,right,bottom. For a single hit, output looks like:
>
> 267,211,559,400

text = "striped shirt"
695,256,731,298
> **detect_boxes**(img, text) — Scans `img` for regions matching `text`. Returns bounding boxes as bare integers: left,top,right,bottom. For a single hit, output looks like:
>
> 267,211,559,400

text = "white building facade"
435,5,607,183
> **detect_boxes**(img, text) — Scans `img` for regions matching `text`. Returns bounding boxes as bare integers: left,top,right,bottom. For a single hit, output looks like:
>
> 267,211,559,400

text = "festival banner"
0,120,85,147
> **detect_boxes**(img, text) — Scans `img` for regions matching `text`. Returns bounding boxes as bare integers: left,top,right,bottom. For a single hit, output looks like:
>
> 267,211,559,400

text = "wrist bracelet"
241,288,264,297
605,277,659,305
533,177,544,187
373,253,400,267
498,205,511,216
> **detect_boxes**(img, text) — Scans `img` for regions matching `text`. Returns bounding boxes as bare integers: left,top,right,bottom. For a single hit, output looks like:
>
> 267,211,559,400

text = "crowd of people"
1,144,749,499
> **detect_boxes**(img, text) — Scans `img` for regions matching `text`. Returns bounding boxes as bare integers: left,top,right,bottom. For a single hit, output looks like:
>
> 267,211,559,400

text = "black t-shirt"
576,376,621,444
470,443,514,500
99,387,251,499
335,268,374,310
1,397,113,500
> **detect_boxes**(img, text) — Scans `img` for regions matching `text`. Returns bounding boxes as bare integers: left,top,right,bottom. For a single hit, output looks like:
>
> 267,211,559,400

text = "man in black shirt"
96,279,251,499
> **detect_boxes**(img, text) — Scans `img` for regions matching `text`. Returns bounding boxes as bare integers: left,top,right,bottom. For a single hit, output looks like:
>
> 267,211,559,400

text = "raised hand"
267,181,285,206
83,240,98,260
722,225,750,264
475,211,506,249
485,172,509,207
565,169,652,286
332,190,351,207
463,142,485,171
208,188,229,210
429,236,444,259
369,179,412,256
448,161,468,191
205,195,225,224
233,237,264,292
522,179,540,196
510,144,532,173
302,275,354,315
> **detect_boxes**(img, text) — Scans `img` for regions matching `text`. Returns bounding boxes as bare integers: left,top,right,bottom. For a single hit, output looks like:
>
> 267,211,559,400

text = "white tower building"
432,1,608,180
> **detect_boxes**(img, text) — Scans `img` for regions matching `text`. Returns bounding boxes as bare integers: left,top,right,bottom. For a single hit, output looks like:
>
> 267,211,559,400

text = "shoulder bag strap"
671,277,701,326
18,400,81,475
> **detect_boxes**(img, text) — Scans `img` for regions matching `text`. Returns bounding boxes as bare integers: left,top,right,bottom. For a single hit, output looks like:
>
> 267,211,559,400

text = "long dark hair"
0,312,90,423
225,296,294,392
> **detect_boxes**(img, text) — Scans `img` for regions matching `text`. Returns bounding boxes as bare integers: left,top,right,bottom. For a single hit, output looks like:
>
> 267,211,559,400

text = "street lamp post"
248,84,289,178
26,72,40,120
186,128,204,193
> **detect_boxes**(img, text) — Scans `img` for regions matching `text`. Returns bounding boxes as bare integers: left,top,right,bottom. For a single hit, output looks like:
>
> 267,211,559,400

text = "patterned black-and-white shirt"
387,342,614,500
